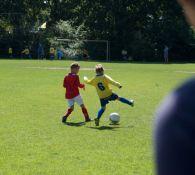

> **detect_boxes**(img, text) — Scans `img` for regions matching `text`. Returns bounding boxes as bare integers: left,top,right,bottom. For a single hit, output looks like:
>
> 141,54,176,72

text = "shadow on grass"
87,125,134,131
64,122,86,127
87,126,117,130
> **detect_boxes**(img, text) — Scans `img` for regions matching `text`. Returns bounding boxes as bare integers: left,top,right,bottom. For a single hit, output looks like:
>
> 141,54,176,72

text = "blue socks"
97,97,132,119
97,108,105,119
119,97,132,106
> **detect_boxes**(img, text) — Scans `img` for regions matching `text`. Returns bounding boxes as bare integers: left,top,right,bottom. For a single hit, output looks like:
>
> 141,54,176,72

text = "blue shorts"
100,93,118,107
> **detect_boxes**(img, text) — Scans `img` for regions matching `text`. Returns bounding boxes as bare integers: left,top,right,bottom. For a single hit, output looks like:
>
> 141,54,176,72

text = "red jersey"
63,73,85,99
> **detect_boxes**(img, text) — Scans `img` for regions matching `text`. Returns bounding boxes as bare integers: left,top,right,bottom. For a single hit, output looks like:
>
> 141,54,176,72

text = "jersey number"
97,83,105,91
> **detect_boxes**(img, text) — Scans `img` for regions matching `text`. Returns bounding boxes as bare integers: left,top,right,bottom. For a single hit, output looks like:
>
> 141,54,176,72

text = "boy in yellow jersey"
84,64,134,126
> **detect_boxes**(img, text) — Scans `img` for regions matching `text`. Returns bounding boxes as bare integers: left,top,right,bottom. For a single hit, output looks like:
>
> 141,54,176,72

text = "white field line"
175,71,195,74
25,66,112,71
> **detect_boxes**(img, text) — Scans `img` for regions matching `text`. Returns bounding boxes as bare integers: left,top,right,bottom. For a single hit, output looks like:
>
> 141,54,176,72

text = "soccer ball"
109,113,120,124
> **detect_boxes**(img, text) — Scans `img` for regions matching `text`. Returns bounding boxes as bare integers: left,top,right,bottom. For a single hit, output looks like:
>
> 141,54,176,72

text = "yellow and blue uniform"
8,47,13,58
21,48,31,59
50,47,55,60
8,48,13,54
84,74,121,99
85,73,133,122
22,49,30,55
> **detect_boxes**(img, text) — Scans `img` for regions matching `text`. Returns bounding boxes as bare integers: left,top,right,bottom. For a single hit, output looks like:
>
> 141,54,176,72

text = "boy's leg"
80,104,91,122
62,98,74,123
95,98,109,126
95,106,106,126
62,105,74,123
117,97,134,106
97,106,106,119
75,95,91,122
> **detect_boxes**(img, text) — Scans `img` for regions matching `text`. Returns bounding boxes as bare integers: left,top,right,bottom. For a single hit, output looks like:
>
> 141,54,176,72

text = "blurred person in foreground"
155,0,195,174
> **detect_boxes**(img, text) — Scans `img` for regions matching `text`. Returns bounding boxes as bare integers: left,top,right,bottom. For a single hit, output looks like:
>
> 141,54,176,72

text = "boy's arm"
84,76,95,86
77,76,85,89
63,77,67,88
105,75,122,88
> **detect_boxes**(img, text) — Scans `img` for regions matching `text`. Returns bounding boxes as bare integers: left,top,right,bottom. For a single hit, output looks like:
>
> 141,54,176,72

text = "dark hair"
71,62,80,69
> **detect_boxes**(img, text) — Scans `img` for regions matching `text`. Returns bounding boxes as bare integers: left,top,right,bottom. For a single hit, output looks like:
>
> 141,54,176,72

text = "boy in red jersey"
62,62,91,123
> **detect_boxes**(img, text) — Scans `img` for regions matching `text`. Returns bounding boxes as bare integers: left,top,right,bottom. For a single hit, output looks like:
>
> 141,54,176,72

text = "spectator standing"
8,47,13,58
50,46,55,60
57,48,63,60
37,43,44,59
21,47,31,59
121,49,128,60
164,46,169,63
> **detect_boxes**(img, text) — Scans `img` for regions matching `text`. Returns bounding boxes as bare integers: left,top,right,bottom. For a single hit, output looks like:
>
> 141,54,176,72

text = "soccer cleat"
95,118,100,126
85,118,92,122
130,100,134,107
62,116,67,123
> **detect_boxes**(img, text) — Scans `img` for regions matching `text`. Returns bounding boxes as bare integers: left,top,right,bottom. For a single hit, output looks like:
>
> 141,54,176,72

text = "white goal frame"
57,38,110,61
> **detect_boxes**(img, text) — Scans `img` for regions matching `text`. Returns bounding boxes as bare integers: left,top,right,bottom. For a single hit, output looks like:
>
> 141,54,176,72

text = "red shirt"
63,73,85,99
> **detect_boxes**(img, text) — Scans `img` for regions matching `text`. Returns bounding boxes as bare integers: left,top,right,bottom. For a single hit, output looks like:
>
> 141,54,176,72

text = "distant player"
8,47,13,58
84,64,134,126
164,45,169,63
62,62,91,123
50,47,55,60
21,47,31,59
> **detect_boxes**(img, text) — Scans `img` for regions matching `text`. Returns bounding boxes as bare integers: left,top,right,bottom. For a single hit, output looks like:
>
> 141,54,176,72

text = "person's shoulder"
65,73,71,78
176,78,195,95
157,78,195,123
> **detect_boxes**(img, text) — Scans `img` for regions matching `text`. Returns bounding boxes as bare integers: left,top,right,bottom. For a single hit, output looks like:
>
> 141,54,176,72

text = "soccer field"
0,60,193,175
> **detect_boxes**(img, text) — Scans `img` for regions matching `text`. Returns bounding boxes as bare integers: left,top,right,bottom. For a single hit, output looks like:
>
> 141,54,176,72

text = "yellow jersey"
8,48,13,54
84,74,121,99
22,49,29,55
50,47,55,54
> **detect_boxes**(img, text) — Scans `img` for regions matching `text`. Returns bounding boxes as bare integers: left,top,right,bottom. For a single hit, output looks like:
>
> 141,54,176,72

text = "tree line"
0,0,194,61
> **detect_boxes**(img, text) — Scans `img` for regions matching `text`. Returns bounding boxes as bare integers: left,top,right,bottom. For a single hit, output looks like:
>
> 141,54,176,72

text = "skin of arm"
84,76,95,86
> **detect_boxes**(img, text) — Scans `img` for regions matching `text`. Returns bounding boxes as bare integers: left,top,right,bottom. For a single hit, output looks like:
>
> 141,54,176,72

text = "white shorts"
67,95,84,107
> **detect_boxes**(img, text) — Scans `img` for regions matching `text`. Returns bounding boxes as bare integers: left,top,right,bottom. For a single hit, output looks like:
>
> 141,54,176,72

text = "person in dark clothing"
155,79,195,175
155,2,195,174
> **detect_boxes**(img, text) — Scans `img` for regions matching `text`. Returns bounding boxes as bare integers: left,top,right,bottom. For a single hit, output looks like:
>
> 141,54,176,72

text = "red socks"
65,107,89,120
82,107,90,120
65,108,73,118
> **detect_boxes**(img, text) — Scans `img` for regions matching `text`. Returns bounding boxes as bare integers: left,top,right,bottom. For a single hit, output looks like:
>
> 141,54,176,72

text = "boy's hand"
84,76,88,81
82,84,85,91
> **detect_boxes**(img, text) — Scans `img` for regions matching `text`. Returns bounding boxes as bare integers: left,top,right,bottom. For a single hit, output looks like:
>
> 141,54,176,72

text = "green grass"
0,59,193,175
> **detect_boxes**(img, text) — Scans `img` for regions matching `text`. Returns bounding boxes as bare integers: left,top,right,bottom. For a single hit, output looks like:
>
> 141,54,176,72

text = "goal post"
56,38,110,61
